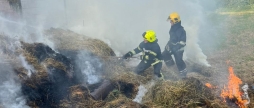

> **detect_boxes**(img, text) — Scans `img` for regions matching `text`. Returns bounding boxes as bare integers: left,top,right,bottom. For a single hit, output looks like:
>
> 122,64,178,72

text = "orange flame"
205,83,217,89
220,66,248,108
205,83,212,88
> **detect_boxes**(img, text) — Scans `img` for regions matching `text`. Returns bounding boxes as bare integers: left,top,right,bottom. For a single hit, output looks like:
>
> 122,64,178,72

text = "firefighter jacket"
130,39,162,65
167,21,186,53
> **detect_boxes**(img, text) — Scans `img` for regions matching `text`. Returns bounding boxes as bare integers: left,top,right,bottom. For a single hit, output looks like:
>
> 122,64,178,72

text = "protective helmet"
167,12,181,23
142,30,156,42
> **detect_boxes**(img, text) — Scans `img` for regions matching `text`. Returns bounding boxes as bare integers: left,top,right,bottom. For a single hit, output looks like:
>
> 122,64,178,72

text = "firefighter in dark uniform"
162,12,187,78
122,30,164,80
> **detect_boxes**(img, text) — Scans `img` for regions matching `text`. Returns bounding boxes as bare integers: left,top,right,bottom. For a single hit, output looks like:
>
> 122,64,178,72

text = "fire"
220,66,248,108
205,83,212,88
205,83,217,89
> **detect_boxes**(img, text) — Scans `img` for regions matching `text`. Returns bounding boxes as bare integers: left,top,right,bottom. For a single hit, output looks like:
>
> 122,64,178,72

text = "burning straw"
221,66,250,108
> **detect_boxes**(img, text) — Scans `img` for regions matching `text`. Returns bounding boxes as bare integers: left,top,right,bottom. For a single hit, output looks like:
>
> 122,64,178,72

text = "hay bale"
14,42,75,107
59,85,106,108
143,77,224,108
68,85,94,102
104,94,147,108
103,65,149,99
98,58,157,100
44,28,115,56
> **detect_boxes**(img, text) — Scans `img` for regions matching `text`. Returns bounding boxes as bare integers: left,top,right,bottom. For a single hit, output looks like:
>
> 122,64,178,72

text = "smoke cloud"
76,50,102,85
0,58,29,108
133,81,155,104
17,0,221,66
19,55,34,77
133,85,147,104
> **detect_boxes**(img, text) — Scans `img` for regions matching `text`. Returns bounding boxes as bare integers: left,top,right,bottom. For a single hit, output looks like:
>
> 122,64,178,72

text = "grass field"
203,6,254,107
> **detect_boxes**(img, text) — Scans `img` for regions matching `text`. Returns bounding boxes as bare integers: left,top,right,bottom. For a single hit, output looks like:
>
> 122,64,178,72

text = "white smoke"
0,16,55,50
133,81,155,104
184,22,211,66
19,55,35,77
76,51,102,85
0,79,29,108
0,58,29,108
133,85,147,104
83,61,100,84
18,0,219,66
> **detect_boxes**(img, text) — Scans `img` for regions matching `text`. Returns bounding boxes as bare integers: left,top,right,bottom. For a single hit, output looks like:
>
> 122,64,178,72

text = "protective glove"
165,42,173,54
165,41,171,51
122,52,132,59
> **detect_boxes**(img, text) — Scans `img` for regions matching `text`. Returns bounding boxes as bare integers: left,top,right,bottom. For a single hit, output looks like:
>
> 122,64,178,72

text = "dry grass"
207,13,254,107
103,94,146,108
142,78,225,108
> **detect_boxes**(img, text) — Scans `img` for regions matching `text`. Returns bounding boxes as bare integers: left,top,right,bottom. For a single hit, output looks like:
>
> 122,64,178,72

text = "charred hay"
15,42,74,108
13,40,145,107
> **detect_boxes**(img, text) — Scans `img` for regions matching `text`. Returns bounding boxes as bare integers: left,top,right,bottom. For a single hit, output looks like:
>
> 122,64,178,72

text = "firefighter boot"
179,69,187,79
153,73,164,81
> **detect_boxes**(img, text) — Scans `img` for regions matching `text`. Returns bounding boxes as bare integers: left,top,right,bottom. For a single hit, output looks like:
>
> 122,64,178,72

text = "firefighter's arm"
122,43,143,59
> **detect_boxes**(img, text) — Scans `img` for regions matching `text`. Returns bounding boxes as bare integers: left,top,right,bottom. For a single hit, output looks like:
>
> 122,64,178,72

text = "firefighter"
122,30,164,80
162,12,187,78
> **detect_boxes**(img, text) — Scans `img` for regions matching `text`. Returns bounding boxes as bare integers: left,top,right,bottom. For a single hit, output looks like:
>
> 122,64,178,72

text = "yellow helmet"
142,30,156,42
167,12,181,23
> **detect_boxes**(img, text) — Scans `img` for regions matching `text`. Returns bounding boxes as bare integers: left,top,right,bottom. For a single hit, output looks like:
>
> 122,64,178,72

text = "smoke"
76,51,102,85
133,85,147,104
133,81,155,104
18,0,221,66
0,59,29,108
19,55,34,77
0,0,225,107
0,16,55,50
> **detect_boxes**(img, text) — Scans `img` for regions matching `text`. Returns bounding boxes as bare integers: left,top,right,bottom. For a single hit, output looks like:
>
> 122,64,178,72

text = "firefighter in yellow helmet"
122,30,164,80
162,12,187,78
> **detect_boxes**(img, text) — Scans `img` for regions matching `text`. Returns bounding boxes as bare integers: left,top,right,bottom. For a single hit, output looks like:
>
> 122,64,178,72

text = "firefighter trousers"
162,50,186,72
134,60,162,77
